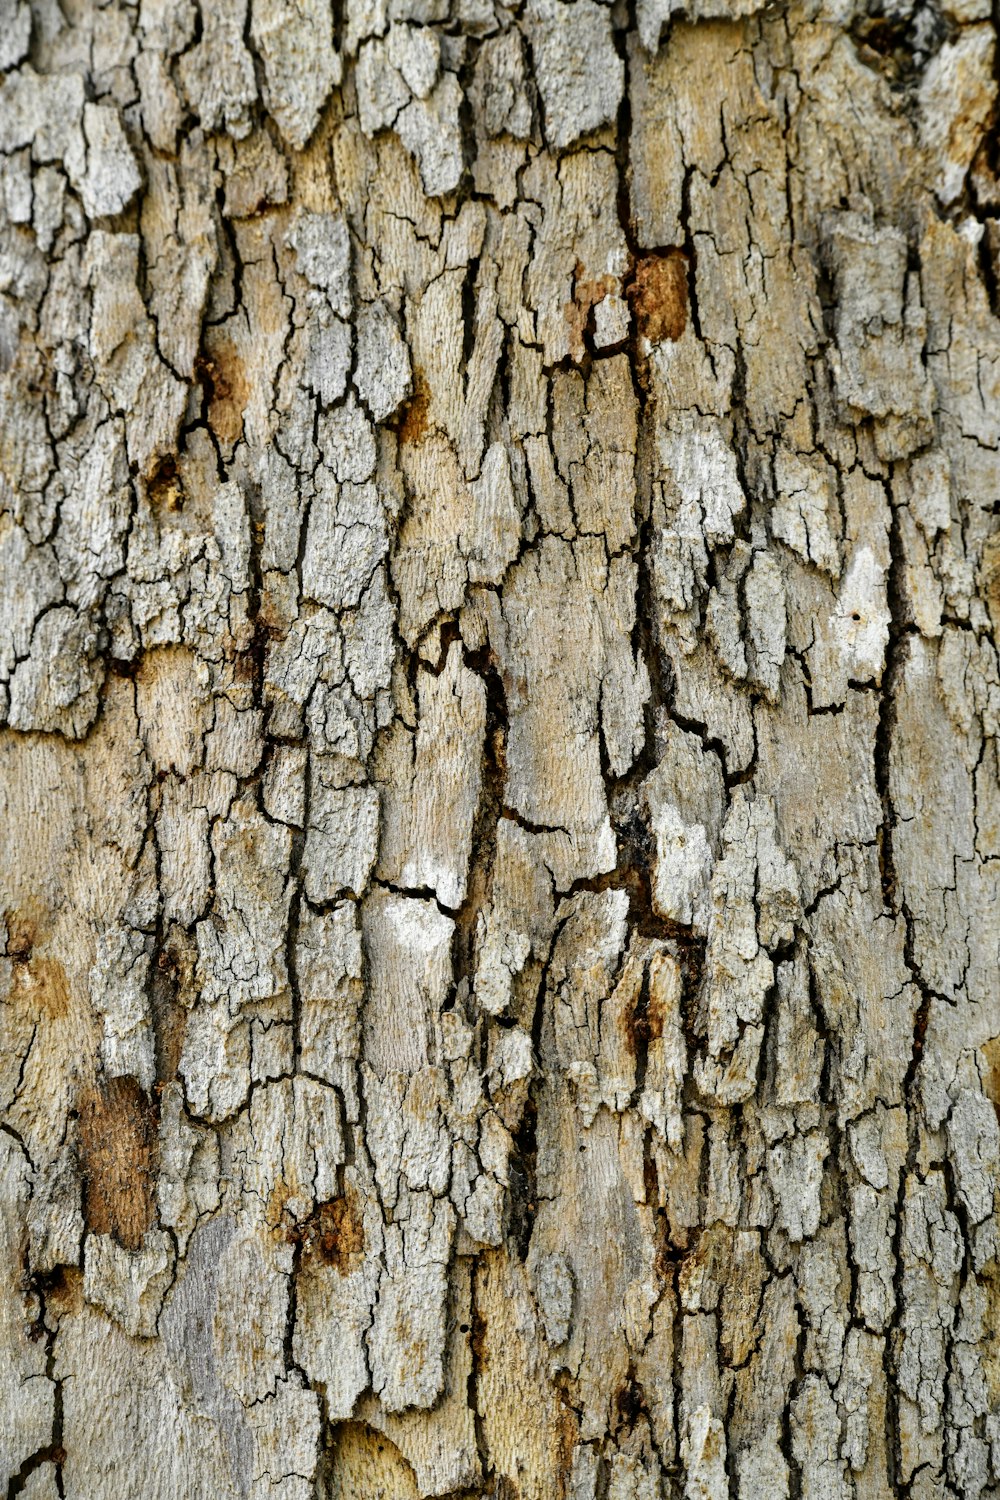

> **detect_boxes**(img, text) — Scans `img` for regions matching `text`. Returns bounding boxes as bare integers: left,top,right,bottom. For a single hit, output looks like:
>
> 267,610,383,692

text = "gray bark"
1,1,1000,1496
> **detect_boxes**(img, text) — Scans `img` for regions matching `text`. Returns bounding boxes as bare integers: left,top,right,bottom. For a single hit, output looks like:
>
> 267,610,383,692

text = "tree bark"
2,1,1000,1496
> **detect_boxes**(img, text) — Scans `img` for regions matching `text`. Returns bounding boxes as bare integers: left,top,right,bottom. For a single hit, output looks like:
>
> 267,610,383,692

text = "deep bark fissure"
2,1,1000,1497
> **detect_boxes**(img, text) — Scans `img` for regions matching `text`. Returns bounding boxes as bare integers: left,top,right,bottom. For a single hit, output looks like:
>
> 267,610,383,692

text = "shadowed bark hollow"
2,1,1000,1496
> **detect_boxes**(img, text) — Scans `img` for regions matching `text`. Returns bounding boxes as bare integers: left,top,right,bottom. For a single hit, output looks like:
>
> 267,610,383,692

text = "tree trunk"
2,1,1000,1496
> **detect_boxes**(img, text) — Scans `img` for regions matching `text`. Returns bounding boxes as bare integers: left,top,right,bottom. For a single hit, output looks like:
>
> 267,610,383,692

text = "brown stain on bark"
47,1264,84,1314
981,533,1000,638
78,1076,159,1252
18,956,71,1019
399,368,431,446
625,967,666,1057
6,907,38,961
298,1187,366,1273
982,1037,1000,1123
264,1177,290,1231
627,251,689,344
146,453,183,511
151,944,190,1085
613,1365,649,1436
645,978,667,1042
982,1252,1000,1406
469,1277,489,1370
554,1393,578,1500
564,262,618,362
149,457,183,510
199,337,249,447
27,1264,84,1324
7,911,71,1020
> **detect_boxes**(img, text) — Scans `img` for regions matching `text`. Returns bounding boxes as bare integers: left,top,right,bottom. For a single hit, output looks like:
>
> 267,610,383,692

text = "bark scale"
1,1,1000,1497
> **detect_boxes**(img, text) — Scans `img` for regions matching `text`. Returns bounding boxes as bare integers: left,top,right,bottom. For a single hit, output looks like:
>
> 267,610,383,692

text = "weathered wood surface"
1,1,999,1495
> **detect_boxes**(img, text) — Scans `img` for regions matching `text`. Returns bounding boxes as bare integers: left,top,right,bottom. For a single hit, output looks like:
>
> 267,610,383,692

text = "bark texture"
2,1,1000,1496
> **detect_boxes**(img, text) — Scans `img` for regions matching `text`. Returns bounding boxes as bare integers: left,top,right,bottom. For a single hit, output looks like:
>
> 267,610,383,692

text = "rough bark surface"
2,0,1000,1496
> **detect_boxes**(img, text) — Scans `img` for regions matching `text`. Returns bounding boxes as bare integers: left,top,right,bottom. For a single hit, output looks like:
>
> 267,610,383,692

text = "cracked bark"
1,1,1000,1497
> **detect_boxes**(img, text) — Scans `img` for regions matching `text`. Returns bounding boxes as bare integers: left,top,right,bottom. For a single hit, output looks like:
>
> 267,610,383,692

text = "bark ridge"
1,0,1000,1496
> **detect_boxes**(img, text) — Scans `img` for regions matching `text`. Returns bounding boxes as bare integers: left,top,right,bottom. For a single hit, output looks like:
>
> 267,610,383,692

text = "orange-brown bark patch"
146,452,183,511
645,976,667,1042
564,264,618,361
6,907,38,961
299,1187,366,1273
399,368,431,446
8,922,71,1020
151,941,193,1085
555,1392,579,1500
78,1075,159,1252
627,251,689,344
34,1264,84,1319
199,335,249,448
18,956,71,1020
626,967,668,1058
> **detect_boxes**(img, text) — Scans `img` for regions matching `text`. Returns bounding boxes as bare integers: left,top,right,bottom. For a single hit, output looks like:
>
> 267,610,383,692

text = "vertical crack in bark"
1,0,998,1495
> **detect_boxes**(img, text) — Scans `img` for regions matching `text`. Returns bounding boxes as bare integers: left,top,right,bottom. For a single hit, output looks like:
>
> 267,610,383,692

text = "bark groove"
1,1,1000,1497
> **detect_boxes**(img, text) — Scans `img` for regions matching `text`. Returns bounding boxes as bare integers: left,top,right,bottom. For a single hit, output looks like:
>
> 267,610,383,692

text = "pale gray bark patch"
2,1,1000,1497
